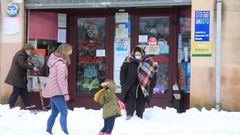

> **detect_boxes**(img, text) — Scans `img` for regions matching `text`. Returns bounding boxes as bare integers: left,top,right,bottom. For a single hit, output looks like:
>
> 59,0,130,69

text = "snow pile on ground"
0,104,240,135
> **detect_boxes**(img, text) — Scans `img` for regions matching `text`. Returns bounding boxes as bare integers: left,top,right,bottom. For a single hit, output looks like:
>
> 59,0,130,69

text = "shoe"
9,105,15,109
126,115,132,120
25,105,36,109
98,131,105,135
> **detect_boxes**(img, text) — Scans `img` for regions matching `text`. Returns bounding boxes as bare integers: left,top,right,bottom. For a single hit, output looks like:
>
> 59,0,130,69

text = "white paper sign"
96,49,106,57
115,12,128,23
12,0,23,3
58,13,67,28
138,35,148,43
57,29,66,43
3,17,20,35
184,47,189,62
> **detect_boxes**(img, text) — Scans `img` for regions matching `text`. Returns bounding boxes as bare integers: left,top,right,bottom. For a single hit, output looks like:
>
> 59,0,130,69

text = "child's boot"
98,131,105,135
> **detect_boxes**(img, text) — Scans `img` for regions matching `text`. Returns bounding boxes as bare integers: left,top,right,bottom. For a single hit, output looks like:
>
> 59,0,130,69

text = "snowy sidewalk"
0,104,240,135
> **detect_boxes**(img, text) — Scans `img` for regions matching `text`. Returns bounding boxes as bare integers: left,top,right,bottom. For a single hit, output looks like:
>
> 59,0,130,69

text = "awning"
25,0,192,9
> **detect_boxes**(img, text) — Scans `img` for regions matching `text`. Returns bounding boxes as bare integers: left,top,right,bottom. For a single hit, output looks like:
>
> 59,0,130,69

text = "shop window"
178,9,191,92
77,18,106,92
138,16,170,94
27,39,58,92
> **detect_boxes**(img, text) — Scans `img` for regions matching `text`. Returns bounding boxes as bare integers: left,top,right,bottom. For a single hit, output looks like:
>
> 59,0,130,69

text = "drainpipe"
215,0,222,111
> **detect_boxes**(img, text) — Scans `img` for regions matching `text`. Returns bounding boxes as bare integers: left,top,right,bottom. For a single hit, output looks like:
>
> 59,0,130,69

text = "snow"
0,104,240,135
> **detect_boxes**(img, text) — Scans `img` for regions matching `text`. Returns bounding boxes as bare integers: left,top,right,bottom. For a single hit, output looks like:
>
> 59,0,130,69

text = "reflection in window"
77,18,106,92
139,17,169,47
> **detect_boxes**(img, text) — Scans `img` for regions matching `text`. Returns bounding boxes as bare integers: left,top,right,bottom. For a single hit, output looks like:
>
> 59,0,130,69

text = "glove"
33,67,39,72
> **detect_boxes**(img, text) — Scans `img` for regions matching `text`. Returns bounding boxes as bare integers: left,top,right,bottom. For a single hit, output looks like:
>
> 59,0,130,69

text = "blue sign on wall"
194,11,210,42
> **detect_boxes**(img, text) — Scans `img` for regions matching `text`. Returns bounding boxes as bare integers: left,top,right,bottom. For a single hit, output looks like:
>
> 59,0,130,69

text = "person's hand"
101,82,109,87
64,94,70,101
33,67,39,72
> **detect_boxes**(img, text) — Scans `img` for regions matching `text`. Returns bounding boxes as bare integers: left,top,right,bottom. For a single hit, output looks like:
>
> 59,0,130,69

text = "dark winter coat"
5,49,34,89
120,60,157,104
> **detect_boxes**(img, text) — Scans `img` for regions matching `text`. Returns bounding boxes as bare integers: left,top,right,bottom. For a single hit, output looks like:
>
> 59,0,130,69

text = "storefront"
25,0,191,111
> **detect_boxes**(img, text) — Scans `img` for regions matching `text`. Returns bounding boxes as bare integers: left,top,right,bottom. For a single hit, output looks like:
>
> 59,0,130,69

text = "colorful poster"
29,49,46,76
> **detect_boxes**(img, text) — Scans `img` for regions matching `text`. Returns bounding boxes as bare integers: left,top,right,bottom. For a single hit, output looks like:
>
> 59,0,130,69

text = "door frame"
131,8,179,107
68,9,115,109
67,8,179,109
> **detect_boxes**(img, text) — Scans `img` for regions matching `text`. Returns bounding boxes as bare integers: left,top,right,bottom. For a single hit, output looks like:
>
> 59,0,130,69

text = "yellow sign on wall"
192,42,212,57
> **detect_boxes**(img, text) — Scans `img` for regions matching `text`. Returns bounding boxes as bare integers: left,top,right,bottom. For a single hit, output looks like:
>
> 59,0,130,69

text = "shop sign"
193,10,212,57
194,11,210,42
5,2,19,17
148,37,157,46
192,42,212,57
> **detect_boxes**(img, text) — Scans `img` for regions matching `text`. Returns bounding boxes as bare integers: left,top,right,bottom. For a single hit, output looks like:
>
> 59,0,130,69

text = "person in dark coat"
5,43,38,109
120,46,158,119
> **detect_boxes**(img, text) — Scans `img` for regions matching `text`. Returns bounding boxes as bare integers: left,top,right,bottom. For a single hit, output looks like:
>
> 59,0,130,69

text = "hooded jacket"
94,81,121,119
42,53,68,98
5,49,34,89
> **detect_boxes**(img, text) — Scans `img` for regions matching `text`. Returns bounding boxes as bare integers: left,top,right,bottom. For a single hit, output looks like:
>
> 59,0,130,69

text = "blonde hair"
55,43,72,65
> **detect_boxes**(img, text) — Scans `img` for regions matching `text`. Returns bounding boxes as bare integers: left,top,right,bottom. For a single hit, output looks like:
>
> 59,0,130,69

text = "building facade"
0,0,239,111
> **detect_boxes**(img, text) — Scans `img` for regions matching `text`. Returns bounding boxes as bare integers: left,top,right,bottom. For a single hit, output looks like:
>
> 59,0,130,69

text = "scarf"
125,54,158,97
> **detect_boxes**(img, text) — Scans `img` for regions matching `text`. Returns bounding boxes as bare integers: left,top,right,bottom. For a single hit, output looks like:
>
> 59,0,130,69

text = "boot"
126,115,132,120
98,131,105,135
104,133,111,135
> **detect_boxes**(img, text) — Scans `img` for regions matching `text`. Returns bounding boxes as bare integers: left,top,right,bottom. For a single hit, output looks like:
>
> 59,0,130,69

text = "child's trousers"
101,116,116,134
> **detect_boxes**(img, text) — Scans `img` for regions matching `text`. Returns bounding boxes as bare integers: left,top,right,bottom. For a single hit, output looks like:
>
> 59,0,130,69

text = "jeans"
8,86,31,108
47,96,68,134
101,116,116,134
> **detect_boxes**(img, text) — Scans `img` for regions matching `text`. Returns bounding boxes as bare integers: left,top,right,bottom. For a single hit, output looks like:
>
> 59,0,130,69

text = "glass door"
138,16,170,94
76,18,106,92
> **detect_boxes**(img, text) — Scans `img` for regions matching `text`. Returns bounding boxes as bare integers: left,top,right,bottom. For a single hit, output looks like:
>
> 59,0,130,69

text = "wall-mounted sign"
192,42,212,57
193,10,212,57
5,2,19,17
194,11,210,42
